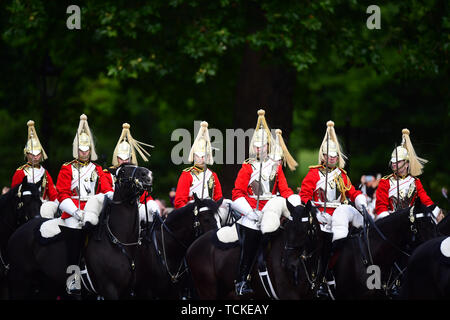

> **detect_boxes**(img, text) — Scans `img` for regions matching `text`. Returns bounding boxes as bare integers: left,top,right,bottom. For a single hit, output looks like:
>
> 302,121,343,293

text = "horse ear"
193,192,200,203
21,176,28,185
305,200,312,213
37,176,44,187
216,197,223,207
286,198,295,214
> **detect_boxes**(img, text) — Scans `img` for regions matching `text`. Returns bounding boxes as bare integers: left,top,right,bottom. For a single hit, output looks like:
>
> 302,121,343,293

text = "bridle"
15,183,41,225
154,201,217,283
103,165,151,297
283,203,319,287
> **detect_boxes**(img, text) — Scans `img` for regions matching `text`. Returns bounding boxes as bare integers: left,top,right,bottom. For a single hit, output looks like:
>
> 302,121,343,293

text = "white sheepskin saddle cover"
440,237,450,258
216,224,239,243
39,218,67,238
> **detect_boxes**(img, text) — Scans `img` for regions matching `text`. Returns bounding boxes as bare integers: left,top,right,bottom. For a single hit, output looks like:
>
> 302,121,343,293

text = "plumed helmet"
23,120,47,160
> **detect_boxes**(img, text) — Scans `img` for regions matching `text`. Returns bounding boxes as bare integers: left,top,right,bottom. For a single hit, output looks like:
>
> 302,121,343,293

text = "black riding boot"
235,225,262,296
315,231,333,299
65,229,84,297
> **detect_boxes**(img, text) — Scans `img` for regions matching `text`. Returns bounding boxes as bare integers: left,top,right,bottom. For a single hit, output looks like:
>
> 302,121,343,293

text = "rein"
154,204,211,283
362,206,417,259
104,166,146,296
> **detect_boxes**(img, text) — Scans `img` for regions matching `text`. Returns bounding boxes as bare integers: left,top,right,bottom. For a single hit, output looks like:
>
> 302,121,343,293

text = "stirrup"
235,280,253,296
66,275,81,296
315,282,330,299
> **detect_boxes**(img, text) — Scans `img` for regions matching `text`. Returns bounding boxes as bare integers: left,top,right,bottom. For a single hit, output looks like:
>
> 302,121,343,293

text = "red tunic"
299,165,361,215
56,161,113,219
11,165,58,201
231,162,294,211
375,175,434,216
103,168,154,204
174,168,223,209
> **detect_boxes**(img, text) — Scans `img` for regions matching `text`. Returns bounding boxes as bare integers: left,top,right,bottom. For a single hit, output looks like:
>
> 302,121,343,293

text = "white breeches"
331,204,364,241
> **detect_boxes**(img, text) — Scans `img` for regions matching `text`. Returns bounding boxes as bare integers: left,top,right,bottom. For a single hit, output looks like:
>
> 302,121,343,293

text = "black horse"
185,199,319,299
6,165,152,299
330,199,438,299
437,212,450,236
399,235,450,299
135,193,223,299
83,164,152,299
0,176,42,298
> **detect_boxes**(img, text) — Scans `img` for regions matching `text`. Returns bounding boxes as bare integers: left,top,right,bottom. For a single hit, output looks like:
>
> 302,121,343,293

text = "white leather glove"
72,209,85,221
247,209,262,222
147,199,161,215
376,211,389,220
355,194,368,211
105,191,114,200
287,194,301,207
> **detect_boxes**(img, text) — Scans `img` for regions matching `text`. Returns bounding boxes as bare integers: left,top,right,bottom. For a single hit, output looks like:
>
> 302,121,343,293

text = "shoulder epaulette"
183,166,195,172
308,164,323,169
382,174,393,180
339,168,348,175
63,159,77,166
243,158,255,164
17,163,29,171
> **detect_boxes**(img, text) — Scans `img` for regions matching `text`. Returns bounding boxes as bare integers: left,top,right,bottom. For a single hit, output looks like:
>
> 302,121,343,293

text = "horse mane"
375,207,410,231
0,184,19,208
164,202,196,225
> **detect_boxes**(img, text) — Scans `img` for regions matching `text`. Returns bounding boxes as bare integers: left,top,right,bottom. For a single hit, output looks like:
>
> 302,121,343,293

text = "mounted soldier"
231,109,300,296
55,114,113,295
174,121,230,227
375,128,442,222
104,123,159,223
299,120,367,298
11,120,58,209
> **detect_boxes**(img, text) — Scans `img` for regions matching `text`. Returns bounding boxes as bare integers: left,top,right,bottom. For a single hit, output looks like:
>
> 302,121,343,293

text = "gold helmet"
249,109,272,158
318,120,346,168
269,129,298,171
23,120,47,160
112,123,153,166
188,121,213,165
72,114,98,161
391,128,428,176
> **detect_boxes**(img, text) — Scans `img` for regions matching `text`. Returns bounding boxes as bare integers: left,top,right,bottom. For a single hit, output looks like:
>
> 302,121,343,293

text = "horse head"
114,164,153,203
407,197,438,248
192,193,223,237
285,200,320,250
15,175,42,225
377,197,438,252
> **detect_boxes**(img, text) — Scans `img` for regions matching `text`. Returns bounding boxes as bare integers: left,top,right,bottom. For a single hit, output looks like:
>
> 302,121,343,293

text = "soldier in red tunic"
375,129,441,221
11,120,58,206
104,123,159,223
232,110,299,296
374,128,442,297
174,121,223,209
299,120,367,298
56,114,113,228
55,114,113,295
